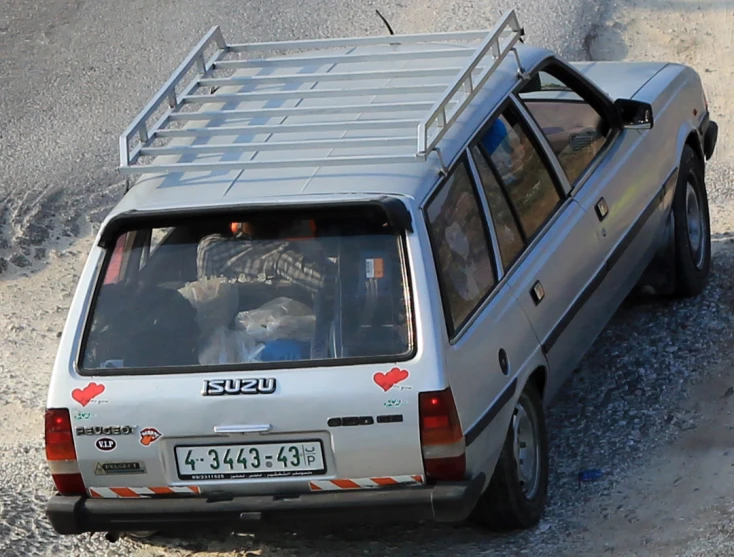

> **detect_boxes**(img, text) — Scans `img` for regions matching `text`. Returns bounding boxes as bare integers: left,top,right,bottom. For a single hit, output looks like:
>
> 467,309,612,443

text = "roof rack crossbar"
140,136,416,156
213,47,472,69
417,10,524,155
182,84,451,104
225,30,491,52
119,11,525,179
167,101,452,122
121,154,423,175
197,66,470,88
153,119,422,138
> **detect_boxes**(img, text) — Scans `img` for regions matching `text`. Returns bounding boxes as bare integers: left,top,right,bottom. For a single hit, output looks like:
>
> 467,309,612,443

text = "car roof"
109,22,552,222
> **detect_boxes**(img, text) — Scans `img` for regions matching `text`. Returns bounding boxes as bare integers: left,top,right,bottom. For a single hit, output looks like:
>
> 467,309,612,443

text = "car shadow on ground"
128,520,529,555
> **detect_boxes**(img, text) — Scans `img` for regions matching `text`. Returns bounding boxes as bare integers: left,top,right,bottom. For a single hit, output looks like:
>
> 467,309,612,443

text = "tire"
470,382,549,531
671,145,711,297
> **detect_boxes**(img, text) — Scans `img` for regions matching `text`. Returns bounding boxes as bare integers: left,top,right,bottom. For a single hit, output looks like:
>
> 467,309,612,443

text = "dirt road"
0,0,733,556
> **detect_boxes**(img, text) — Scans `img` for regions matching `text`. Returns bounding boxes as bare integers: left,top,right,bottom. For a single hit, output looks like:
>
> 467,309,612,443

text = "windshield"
80,208,414,372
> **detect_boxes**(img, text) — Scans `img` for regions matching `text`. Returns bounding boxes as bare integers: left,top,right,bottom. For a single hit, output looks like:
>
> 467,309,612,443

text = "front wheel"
470,382,549,531
671,145,711,297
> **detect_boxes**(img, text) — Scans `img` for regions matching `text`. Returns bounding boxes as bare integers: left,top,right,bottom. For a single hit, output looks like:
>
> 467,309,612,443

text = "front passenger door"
517,62,665,331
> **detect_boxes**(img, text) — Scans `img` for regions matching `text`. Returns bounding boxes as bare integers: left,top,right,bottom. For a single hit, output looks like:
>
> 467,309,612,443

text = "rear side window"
81,207,413,373
477,107,562,240
426,157,496,337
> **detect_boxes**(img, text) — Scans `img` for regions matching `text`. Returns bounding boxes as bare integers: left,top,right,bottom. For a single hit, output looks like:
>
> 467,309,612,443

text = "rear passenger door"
423,155,540,475
469,101,601,404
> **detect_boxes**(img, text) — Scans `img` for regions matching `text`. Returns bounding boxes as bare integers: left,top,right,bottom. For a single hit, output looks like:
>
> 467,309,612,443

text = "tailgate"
66,366,427,497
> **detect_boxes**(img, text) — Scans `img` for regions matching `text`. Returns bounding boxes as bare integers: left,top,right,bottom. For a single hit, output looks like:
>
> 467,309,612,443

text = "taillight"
418,388,466,482
45,408,86,496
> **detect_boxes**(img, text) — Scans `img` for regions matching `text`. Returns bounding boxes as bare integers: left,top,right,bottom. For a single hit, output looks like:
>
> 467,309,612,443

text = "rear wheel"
671,145,711,297
471,382,549,531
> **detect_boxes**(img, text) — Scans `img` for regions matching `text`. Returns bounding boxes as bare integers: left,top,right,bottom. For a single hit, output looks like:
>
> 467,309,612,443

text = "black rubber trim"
699,111,710,136
542,167,678,355
464,377,518,447
704,120,718,161
45,473,486,535
99,196,413,248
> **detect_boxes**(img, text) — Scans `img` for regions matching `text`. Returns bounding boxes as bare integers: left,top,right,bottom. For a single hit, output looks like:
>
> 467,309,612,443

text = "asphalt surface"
0,0,605,264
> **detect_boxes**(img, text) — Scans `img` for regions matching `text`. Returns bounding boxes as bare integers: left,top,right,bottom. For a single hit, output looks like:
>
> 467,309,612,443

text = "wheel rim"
127,531,157,539
685,178,706,270
512,396,541,500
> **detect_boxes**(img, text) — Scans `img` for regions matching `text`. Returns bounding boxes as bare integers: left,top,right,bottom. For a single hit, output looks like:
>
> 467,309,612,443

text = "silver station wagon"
44,10,718,540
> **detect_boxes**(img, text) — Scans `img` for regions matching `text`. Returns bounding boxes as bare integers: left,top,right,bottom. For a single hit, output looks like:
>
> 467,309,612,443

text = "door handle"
530,281,545,305
595,197,609,222
213,424,272,434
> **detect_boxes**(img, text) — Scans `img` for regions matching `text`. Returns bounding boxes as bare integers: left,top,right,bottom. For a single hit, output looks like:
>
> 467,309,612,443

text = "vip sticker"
373,368,409,392
95,437,117,452
140,427,162,447
72,382,105,407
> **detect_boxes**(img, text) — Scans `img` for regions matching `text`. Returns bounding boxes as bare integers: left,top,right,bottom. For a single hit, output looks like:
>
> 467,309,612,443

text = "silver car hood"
571,61,669,101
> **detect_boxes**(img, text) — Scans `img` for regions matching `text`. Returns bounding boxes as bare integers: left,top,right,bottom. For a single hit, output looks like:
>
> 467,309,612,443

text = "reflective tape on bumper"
309,475,424,491
88,486,201,498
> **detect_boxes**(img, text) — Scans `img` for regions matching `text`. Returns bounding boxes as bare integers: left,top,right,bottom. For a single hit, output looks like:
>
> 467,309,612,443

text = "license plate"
174,441,326,480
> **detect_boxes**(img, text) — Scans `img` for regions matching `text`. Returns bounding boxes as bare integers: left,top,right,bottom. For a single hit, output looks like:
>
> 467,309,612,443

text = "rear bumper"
46,473,486,535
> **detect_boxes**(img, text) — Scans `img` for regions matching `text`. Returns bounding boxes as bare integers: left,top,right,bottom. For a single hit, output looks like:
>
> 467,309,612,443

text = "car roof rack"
119,10,524,180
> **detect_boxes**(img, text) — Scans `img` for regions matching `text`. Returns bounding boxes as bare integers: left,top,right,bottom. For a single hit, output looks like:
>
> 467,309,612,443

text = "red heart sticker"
373,368,410,392
71,382,105,407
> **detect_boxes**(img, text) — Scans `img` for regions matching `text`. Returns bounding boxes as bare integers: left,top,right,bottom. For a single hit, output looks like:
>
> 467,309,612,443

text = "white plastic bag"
197,326,264,365
234,297,315,343
178,277,239,337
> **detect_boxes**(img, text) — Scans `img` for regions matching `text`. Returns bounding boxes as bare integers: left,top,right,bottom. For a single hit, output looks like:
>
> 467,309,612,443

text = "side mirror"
614,98,654,130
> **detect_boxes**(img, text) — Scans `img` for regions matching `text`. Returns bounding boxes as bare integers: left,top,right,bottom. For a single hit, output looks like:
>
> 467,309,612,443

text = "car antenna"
375,9,395,36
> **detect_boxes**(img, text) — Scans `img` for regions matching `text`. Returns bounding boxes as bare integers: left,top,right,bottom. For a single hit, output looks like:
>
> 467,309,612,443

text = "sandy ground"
1,1,734,556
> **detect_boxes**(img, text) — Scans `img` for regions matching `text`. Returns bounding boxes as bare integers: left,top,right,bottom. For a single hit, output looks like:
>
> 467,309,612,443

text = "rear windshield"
80,208,414,373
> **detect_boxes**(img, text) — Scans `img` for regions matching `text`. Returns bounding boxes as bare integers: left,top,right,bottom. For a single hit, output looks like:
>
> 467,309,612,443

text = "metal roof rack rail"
119,10,524,179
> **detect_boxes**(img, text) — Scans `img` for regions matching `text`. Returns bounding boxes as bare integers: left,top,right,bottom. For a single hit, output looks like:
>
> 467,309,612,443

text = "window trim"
470,99,566,245
509,95,575,198
422,153,500,341
467,143,525,277
514,57,623,193
74,208,418,377
465,151,505,282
